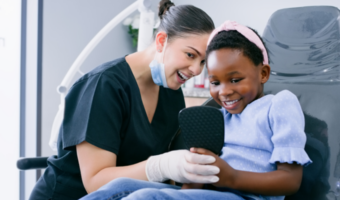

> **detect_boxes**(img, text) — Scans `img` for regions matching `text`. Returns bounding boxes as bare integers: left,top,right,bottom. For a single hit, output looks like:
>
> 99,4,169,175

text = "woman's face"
161,33,210,90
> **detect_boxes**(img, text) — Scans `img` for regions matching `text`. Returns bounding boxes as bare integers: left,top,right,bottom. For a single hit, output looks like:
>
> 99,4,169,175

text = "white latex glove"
145,150,220,183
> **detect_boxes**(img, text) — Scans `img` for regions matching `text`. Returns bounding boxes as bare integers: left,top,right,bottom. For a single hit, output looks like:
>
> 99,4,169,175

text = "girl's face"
158,33,210,90
207,48,270,114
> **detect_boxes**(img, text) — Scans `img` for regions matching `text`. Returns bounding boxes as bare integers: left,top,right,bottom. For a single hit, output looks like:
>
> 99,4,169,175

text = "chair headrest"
264,6,340,43
263,6,340,83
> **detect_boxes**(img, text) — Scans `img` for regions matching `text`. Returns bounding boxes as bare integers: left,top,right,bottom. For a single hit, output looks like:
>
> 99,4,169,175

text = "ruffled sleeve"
268,90,312,166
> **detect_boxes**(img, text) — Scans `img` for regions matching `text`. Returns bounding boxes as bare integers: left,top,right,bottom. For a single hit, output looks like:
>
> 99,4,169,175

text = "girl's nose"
219,85,234,96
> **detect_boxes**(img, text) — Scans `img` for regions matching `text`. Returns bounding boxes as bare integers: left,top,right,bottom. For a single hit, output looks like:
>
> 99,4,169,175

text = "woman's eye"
231,79,241,83
186,52,194,58
200,60,206,65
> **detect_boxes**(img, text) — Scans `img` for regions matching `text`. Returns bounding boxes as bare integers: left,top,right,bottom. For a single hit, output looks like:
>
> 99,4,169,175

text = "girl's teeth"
225,99,239,105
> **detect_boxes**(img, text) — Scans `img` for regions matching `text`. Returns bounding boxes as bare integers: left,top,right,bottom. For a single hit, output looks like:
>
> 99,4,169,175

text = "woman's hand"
190,148,238,188
146,149,220,183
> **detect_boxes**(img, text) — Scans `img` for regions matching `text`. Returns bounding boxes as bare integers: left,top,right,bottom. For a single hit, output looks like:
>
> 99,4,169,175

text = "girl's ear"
155,31,168,52
260,64,271,84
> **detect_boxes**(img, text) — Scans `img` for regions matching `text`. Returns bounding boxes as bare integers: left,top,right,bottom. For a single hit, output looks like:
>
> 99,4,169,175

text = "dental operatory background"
2,0,340,199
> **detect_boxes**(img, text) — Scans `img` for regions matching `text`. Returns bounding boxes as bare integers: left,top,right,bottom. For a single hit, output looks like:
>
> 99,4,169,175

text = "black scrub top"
30,57,185,200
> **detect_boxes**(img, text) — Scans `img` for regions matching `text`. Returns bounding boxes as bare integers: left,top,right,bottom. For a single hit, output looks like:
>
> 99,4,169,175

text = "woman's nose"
189,62,203,76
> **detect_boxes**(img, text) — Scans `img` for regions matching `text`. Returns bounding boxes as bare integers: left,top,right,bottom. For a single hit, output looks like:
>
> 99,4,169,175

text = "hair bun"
158,0,175,20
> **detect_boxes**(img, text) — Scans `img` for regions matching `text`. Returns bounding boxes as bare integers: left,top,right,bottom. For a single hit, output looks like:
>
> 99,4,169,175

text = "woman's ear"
155,31,168,52
260,64,271,84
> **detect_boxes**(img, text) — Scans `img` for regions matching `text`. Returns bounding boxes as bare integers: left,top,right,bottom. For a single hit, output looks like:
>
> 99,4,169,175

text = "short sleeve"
61,72,128,155
268,90,312,166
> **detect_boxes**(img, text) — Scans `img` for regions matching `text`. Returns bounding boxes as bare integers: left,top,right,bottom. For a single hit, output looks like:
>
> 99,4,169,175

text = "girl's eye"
210,81,220,86
186,52,194,58
200,60,206,66
231,79,242,83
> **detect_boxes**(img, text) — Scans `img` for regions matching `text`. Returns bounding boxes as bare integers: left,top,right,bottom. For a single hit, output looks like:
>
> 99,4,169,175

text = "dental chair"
262,5,340,200
18,5,340,200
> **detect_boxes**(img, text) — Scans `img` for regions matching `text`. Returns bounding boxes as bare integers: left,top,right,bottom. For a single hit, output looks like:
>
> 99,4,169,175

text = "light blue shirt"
220,90,312,200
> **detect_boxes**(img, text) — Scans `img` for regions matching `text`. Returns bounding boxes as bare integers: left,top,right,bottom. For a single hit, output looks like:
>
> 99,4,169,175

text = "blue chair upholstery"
262,6,340,200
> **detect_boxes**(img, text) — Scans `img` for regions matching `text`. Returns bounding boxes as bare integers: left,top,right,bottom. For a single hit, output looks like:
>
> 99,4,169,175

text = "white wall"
42,0,137,157
0,0,21,199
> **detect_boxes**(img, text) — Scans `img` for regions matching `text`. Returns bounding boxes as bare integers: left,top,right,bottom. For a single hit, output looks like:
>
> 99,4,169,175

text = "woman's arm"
192,148,303,196
77,142,220,194
77,141,148,194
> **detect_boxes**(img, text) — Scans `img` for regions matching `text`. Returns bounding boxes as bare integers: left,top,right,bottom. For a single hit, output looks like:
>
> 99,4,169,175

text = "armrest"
17,157,49,170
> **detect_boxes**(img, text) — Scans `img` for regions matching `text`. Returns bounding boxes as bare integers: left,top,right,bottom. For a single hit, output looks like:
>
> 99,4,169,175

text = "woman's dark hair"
156,0,215,40
206,28,269,66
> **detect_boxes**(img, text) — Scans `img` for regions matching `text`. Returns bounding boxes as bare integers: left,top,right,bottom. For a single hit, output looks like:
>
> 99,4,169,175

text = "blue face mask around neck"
149,60,168,88
149,37,169,88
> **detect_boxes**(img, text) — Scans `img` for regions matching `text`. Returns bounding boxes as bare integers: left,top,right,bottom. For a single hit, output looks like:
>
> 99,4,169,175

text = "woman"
29,1,219,199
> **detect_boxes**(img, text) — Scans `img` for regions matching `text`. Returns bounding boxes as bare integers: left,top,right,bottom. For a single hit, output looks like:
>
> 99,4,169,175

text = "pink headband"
207,20,269,65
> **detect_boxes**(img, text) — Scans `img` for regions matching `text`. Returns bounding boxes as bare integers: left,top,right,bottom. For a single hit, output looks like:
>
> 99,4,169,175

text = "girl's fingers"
191,147,214,156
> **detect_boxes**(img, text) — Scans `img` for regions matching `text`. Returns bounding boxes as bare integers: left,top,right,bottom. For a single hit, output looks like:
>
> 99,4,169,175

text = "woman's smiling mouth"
177,70,189,81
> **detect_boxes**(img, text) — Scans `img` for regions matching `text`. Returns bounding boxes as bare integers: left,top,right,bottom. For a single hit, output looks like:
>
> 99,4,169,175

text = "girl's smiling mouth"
222,98,241,110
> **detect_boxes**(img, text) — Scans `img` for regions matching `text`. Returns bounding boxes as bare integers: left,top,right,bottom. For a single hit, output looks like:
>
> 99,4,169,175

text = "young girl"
180,20,312,200
81,21,312,200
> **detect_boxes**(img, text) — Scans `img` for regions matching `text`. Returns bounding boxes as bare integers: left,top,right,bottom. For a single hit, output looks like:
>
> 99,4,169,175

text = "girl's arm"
226,162,302,195
192,148,303,196
77,141,148,194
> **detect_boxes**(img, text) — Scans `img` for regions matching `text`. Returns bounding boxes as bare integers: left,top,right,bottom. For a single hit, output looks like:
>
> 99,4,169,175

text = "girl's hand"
181,183,204,189
191,148,303,196
190,147,238,188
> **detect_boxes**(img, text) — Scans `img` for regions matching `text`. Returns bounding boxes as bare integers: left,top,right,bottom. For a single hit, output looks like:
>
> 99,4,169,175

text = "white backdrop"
0,0,21,199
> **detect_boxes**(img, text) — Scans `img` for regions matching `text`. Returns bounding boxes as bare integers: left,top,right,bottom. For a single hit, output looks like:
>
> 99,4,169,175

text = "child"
181,20,312,200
